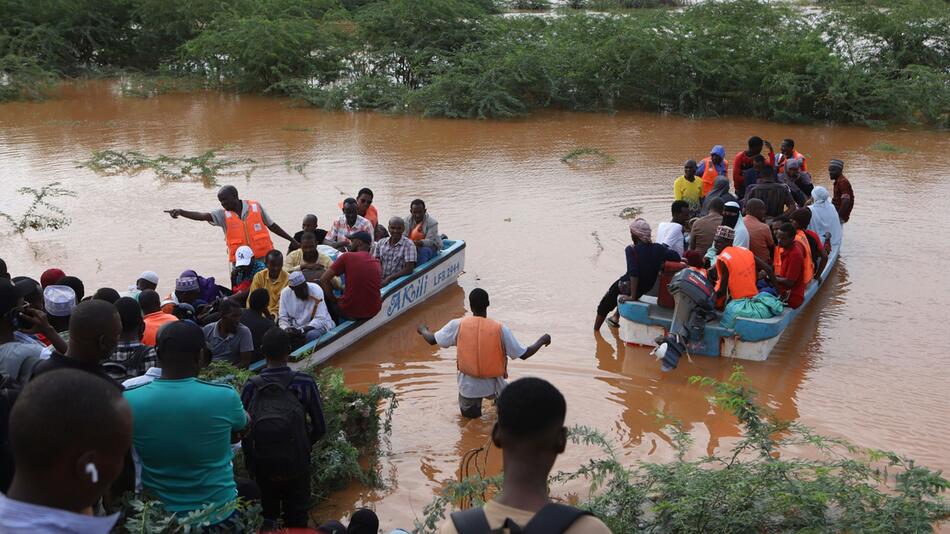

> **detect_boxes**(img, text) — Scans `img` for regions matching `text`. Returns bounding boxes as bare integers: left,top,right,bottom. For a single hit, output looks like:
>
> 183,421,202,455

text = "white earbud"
85,463,99,484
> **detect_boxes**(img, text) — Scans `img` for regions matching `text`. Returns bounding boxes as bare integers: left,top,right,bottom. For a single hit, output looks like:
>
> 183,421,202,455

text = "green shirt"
124,378,247,517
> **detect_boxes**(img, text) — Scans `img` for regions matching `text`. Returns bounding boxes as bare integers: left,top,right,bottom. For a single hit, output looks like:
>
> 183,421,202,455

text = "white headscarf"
808,186,842,251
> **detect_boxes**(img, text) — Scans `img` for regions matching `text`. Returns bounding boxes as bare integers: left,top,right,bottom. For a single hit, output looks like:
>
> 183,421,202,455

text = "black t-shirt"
31,352,123,390
240,309,275,356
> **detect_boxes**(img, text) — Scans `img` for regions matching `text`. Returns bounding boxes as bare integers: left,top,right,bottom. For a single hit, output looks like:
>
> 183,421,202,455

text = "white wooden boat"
251,239,465,371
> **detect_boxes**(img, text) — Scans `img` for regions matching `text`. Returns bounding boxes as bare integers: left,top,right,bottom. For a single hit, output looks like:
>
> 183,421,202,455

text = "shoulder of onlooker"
567,514,613,533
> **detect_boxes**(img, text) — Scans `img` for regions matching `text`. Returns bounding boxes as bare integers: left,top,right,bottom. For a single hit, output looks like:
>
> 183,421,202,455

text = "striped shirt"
372,235,418,279
0,494,119,533
108,341,159,377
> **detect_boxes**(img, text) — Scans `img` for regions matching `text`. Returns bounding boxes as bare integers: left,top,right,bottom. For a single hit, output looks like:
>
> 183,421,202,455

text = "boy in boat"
417,289,551,419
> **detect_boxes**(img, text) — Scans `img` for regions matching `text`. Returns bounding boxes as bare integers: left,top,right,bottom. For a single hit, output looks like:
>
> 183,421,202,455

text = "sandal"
606,316,620,329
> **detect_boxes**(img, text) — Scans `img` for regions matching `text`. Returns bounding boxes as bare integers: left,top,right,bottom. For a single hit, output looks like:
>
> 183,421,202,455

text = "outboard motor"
654,268,715,371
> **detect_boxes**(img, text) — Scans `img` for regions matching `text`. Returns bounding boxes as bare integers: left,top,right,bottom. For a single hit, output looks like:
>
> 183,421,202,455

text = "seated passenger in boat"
230,246,266,298
594,219,680,331
320,232,382,322
741,154,766,193
703,201,747,268
278,271,335,348
673,160,703,216
285,231,340,287
743,199,775,265
790,208,827,281
807,186,842,251
288,214,326,253
708,226,762,308
656,200,691,256
689,198,724,255
700,176,736,216
768,223,809,308
327,198,375,251
405,199,443,264
743,166,796,219
247,250,288,318
775,138,807,175
373,217,417,286
778,158,813,206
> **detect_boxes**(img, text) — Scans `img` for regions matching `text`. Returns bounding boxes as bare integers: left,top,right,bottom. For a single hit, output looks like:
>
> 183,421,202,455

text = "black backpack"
243,373,311,478
451,503,593,534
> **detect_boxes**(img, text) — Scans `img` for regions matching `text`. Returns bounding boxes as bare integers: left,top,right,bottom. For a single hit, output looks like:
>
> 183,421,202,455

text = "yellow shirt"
674,175,703,210
438,500,611,534
284,249,341,289
247,269,288,317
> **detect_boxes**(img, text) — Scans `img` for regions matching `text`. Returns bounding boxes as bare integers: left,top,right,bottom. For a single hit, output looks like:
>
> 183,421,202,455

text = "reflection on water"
2,81,950,530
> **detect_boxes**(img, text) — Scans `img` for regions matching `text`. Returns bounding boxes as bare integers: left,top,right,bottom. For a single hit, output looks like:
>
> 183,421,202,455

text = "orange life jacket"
773,232,814,282
456,316,507,379
700,156,729,196
224,200,273,262
715,246,759,302
776,150,807,174
409,221,426,241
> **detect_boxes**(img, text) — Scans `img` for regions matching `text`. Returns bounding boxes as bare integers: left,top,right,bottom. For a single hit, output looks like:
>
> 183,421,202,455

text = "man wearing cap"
0,279,65,384
696,145,729,197
165,185,298,265
278,271,335,347
778,158,813,206
124,271,159,301
320,231,382,321
828,159,854,223
327,198,375,251
39,268,65,289
140,290,178,347
230,246,266,296
44,285,76,336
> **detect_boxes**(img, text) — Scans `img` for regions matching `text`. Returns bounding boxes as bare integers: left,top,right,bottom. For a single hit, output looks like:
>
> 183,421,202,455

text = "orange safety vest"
715,246,759,301
456,316,507,379
700,156,729,197
773,232,814,282
776,150,807,174
224,200,273,262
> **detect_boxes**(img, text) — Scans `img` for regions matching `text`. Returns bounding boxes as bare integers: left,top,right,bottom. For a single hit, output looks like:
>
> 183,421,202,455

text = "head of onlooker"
93,287,121,304
347,508,380,534
174,276,201,305
709,145,725,166
410,199,427,225
318,520,347,534
746,135,764,156
1,279,32,342
217,298,242,335
706,198,725,216
671,200,691,226
759,165,776,183
469,288,490,318
0,258,7,280
790,208,812,231
776,222,797,250
722,201,741,228
492,377,567,501
6,369,131,520
785,158,802,179
44,285,76,333
356,188,374,218
288,271,310,302
346,231,372,253
265,250,283,280
40,268,66,289
156,321,206,379
387,217,405,243
752,154,766,173
11,277,42,311
685,250,705,270
261,327,291,367
216,185,242,214
828,159,844,180
683,159,697,180
780,138,796,158
628,218,652,245
136,271,159,292
248,288,270,317
139,290,162,315
301,213,318,233
114,297,145,342
300,231,320,263
66,300,121,366
57,276,85,302
342,198,359,226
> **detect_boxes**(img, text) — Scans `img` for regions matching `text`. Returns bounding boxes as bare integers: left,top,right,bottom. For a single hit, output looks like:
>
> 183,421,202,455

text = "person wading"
165,185,298,266
417,289,551,419
828,159,854,223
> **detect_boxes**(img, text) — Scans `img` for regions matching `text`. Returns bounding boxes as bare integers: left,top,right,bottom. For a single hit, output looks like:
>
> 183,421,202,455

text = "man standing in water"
165,185,299,265
828,159,854,223
417,289,552,419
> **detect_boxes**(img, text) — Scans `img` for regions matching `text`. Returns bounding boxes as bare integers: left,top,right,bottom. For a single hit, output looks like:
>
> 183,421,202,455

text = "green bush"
416,367,950,533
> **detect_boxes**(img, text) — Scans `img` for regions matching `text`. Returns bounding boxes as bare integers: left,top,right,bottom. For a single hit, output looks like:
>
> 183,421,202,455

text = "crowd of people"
595,136,853,351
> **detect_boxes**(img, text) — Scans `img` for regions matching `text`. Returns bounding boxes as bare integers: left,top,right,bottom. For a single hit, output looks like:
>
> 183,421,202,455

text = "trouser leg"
256,476,282,529
458,394,483,418
668,291,697,339
282,472,312,528
596,277,624,317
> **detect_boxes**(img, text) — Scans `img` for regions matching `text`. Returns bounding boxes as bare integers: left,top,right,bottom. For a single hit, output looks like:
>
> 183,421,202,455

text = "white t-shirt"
434,318,527,399
656,222,685,256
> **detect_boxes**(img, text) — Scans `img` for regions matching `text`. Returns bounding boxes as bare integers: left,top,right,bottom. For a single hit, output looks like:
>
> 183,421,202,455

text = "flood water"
2,81,949,530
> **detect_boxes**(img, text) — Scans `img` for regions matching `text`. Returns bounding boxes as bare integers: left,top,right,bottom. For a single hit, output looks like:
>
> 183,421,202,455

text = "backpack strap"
450,507,492,534
523,503,593,534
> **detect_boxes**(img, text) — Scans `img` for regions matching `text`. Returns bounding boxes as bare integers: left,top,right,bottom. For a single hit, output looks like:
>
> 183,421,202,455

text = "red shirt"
832,175,854,222
331,251,382,319
778,240,807,309
733,150,774,193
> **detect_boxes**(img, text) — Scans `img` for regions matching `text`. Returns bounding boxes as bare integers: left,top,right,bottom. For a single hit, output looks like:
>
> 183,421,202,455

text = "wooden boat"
618,239,840,361
251,239,465,371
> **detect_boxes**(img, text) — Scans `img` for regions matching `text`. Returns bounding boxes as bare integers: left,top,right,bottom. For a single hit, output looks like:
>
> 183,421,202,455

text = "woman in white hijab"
808,186,843,251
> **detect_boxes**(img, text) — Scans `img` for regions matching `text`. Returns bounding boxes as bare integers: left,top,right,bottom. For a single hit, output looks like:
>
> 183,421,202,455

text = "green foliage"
509,0,549,10
0,54,59,101
116,494,262,533
420,366,950,533
871,142,912,153
78,149,256,184
561,147,616,164
198,360,255,389
0,182,76,234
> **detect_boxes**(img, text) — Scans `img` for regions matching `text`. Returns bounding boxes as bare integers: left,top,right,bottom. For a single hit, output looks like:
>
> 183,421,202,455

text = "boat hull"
619,242,840,361
251,240,466,371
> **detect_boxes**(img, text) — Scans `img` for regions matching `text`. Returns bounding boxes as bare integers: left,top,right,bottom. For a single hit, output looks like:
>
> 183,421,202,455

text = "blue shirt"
625,243,681,298
124,378,247,516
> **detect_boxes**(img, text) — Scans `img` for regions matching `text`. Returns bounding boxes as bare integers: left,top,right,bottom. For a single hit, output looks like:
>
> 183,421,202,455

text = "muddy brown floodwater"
2,81,950,530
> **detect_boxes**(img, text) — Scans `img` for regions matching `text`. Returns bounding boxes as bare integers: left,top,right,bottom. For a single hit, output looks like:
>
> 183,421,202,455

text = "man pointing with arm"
418,288,551,419
165,185,298,266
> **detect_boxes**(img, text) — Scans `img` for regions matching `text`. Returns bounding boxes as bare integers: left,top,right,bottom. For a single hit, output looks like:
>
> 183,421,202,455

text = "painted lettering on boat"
386,260,461,317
